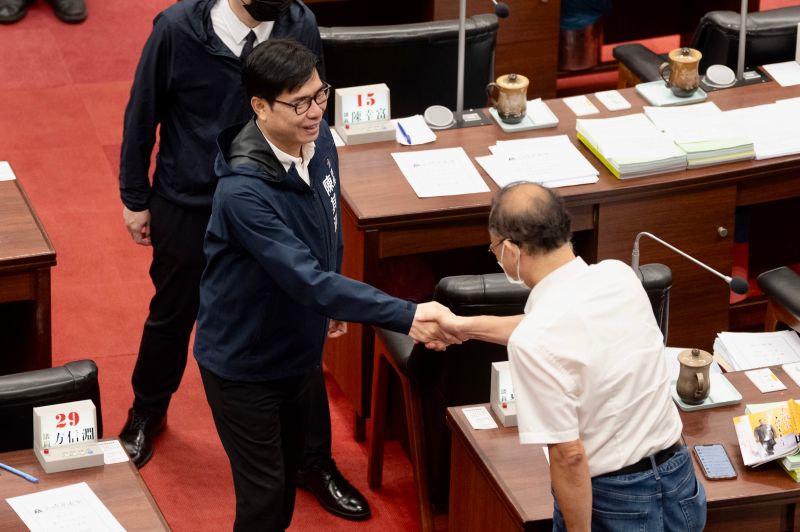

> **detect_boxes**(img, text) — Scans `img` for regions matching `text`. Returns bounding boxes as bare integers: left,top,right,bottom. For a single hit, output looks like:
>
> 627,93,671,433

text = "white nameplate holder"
490,361,517,427
334,83,396,145
33,399,104,473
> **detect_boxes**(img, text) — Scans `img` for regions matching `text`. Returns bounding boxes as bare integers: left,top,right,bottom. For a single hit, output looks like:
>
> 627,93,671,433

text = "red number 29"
55,411,80,428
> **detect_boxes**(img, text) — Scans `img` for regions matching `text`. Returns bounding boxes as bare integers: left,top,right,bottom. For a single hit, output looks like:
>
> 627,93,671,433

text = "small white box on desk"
33,399,104,473
490,361,517,427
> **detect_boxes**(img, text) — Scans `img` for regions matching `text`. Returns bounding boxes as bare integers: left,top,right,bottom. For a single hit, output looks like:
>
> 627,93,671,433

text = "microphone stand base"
449,109,493,129
700,70,767,92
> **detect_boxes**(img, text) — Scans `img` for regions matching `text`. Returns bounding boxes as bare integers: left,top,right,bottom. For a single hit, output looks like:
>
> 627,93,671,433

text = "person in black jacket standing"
119,0,373,521
195,39,455,531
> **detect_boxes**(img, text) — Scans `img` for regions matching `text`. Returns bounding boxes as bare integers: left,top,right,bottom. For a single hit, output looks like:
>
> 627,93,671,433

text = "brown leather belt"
601,441,684,477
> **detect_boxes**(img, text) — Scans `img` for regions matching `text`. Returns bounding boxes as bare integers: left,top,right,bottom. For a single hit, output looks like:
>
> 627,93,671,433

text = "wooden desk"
327,81,800,438
0,179,56,375
0,445,169,530
447,367,800,531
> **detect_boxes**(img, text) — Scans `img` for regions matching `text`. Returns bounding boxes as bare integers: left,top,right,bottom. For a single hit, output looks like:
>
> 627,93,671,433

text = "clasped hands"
409,302,465,351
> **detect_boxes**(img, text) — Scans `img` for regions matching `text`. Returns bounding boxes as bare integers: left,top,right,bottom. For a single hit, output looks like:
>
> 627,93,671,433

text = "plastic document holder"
636,80,708,107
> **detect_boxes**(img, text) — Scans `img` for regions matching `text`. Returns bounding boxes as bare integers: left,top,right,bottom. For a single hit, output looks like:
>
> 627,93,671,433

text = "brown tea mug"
659,47,702,98
676,348,713,405
487,73,529,124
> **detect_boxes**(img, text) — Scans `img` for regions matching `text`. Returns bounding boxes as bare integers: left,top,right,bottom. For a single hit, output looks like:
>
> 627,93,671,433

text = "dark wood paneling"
597,186,737,351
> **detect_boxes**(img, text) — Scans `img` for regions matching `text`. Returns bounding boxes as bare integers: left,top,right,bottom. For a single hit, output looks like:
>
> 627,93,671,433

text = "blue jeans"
552,446,707,532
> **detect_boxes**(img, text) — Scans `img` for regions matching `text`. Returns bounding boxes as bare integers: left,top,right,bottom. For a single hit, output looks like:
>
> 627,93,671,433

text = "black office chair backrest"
320,14,498,120
637,263,672,344
0,360,103,452
692,6,800,72
757,266,800,332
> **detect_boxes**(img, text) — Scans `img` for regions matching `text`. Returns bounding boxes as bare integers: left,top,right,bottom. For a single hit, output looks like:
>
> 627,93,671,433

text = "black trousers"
130,196,332,462
200,367,311,532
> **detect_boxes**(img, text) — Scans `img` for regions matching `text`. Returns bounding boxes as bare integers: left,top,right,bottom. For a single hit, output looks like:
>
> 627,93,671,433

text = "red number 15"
357,93,376,107
55,411,80,428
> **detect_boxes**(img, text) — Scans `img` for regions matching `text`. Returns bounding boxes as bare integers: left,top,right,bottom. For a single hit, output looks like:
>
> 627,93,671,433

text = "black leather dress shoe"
119,409,166,469
0,0,31,24
46,0,87,23
297,461,371,521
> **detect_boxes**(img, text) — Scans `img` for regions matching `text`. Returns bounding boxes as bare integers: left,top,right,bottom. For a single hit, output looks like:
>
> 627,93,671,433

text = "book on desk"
576,113,687,179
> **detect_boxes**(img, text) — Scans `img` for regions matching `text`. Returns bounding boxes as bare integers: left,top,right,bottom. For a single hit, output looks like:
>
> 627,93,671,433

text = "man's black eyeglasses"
273,83,331,115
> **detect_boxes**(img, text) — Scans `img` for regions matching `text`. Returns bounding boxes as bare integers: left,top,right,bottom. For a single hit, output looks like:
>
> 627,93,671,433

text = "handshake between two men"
408,301,523,351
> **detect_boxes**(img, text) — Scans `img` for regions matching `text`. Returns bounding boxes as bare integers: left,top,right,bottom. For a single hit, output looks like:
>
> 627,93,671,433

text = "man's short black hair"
242,39,319,102
488,182,572,255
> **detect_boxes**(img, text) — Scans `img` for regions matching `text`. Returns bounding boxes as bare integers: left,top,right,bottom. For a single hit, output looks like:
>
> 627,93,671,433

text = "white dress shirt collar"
211,0,275,56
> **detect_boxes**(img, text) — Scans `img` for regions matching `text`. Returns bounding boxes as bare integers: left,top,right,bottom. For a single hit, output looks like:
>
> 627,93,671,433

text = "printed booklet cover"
733,399,800,466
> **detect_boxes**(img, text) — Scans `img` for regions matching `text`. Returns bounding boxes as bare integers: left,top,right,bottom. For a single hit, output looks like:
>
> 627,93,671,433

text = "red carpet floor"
0,1,419,530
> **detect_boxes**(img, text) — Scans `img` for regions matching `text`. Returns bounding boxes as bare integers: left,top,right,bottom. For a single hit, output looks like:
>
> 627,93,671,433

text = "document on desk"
643,102,754,167
724,103,800,159
392,115,436,146
714,330,800,371
6,482,125,531
475,135,598,188
576,113,687,178
391,147,489,197
762,60,800,87
0,161,17,181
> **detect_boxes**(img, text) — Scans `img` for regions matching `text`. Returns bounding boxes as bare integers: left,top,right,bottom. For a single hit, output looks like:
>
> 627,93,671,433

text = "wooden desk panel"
330,82,800,438
0,180,56,374
0,446,169,530
447,367,800,531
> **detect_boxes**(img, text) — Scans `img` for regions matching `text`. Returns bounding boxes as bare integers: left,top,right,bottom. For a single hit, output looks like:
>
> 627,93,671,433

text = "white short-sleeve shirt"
508,257,682,477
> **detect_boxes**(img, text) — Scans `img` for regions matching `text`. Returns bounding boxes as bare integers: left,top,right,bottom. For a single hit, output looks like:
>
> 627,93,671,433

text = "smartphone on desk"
693,443,737,480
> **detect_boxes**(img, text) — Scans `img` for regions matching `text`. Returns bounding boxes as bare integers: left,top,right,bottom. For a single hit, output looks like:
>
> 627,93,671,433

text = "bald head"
488,183,571,255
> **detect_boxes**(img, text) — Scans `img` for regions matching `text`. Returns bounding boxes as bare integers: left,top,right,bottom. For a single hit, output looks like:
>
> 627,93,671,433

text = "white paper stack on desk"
713,330,800,371
723,103,800,160
643,102,754,168
576,113,687,179
475,135,599,188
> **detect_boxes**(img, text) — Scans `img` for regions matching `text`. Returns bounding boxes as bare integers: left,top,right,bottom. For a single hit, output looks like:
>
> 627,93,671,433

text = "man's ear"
251,96,269,119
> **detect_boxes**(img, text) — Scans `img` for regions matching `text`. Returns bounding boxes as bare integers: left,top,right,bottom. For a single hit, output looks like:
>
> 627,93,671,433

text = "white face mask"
498,243,526,286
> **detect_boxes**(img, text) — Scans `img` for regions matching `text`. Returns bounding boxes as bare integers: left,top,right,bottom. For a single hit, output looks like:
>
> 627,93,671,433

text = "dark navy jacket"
193,119,416,381
119,0,321,211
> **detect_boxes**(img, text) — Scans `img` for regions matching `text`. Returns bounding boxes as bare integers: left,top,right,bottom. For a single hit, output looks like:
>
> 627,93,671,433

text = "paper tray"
670,373,742,411
489,103,558,133
636,80,707,107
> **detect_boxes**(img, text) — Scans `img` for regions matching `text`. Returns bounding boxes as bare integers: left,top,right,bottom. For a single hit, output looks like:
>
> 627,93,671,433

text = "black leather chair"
613,6,800,87
757,266,800,333
0,360,103,452
368,263,672,532
320,14,498,120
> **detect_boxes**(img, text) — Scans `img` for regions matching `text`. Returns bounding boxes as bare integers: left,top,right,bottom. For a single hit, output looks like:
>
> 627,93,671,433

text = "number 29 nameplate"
33,399,105,473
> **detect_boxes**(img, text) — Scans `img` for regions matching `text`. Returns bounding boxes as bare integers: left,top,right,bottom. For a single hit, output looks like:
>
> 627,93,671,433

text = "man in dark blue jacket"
194,39,454,531
119,0,373,520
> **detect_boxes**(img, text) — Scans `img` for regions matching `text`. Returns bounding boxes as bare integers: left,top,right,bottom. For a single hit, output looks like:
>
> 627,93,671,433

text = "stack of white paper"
713,330,800,371
475,135,598,188
724,103,800,160
576,113,687,179
644,102,754,168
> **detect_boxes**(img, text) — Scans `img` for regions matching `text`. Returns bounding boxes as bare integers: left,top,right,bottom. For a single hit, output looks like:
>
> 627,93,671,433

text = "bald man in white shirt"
442,183,707,532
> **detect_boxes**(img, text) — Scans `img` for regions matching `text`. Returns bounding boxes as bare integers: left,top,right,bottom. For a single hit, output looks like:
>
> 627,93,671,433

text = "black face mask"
243,0,291,21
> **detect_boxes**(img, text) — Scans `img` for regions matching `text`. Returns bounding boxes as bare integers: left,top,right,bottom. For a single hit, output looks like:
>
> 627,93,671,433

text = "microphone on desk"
631,231,749,295
492,0,510,18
